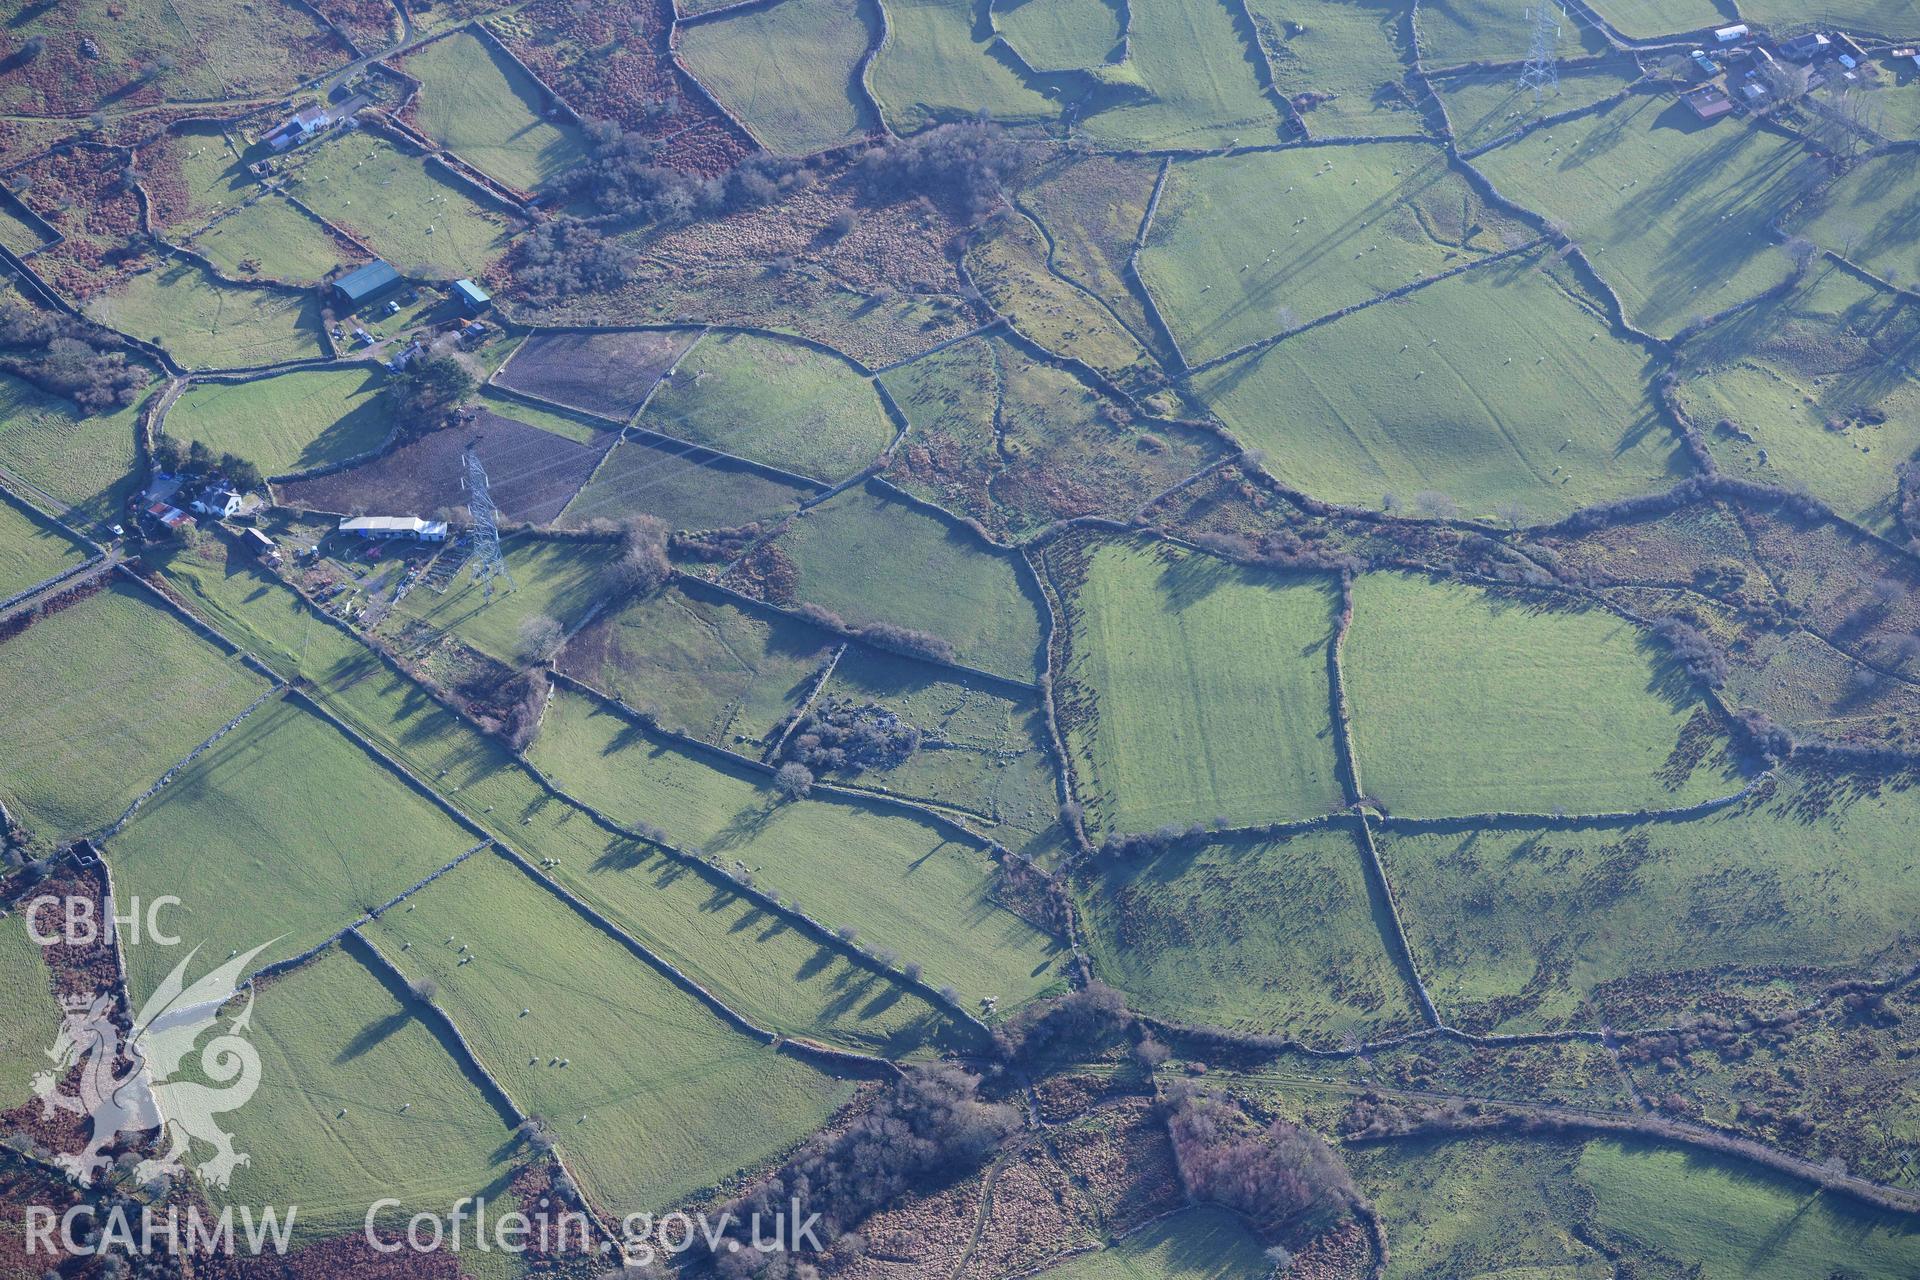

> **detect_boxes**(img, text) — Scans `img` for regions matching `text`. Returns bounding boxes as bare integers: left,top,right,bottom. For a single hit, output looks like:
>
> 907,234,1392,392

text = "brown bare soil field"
281,410,612,525
496,328,699,420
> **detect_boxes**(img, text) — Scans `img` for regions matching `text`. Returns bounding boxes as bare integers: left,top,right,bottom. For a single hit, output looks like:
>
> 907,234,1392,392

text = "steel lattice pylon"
1520,4,1562,103
461,442,514,601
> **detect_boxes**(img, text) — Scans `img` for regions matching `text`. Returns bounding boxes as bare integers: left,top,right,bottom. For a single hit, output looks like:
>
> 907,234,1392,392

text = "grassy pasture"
1577,1139,1920,1278
400,30,586,191
679,0,881,155
1038,1206,1270,1280
165,365,393,478
1795,149,1920,290
558,584,831,748
1413,0,1609,70
1058,539,1345,836
0,581,270,843
1137,142,1495,365
1074,0,1284,150
188,195,356,285
1471,92,1806,339
86,261,325,369
191,950,518,1239
370,848,855,1218
871,0,1066,133
529,687,1068,1007
1244,0,1426,137
156,127,257,237
150,546,969,1056
1077,828,1421,1044
386,534,616,666
289,135,517,280
558,434,815,532
965,210,1161,390
1735,0,1916,32
1378,764,1920,1032
1191,252,1688,522
1017,153,1170,364
1586,0,1722,36
1679,266,1920,535
1344,573,1746,819
821,646,1064,858
477,389,608,446
766,484,1046,681
1345,1135,1605,1278
1434,58,1639,152
0,914,60,1113
0,490,88,600
111,696,476,1004
640,332,894,483
995,0,1123,71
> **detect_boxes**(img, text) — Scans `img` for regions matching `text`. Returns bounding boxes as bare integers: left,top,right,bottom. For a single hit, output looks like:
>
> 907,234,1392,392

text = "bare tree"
1492,500,1527,531
774,762,814,800
1413,489,1459,519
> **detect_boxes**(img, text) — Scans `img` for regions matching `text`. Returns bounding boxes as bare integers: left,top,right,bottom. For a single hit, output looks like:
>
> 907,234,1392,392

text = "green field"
1679,266,1920,535
0,913,59,1113
1059,539,1345,835
1038,1206,1270,1280
822,646,1063,859
1345,1135,1606,1279
1414,0,1609,69
1078,827,1419,1044
165,365,394,478
1192,252,1688,522
1577,1140,1920,1278
151,544,971,1056
1379,763,1920,1031
1137,142,1497,365
1016,153,1168,364
401,30,586,192
369,847,855,1217
0,376,141,527
0,491,87,600
558,434,815,531
1074,0,1284,150
1435,59,1640,153
679,0,881,154
530,686,1068,1007
1471,93,1806,340
188,195,356,286
1587,0,1722,36
1796,148,1920,290
871,0,1066,133
1244,0,1426,137
386,534,617,666
767,484,1046,680
1345,574,1747,819
86,261,326,370
995,0,1122,71
639,332,894,483
111,696,477,1004
289,135,518,281
192,949,518,1239
0,582,270,843
558,584,831,747
1734,0,1916,31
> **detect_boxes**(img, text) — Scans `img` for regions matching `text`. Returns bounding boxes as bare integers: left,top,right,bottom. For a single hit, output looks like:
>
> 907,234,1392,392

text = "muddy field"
495,328,700,420
280,409,614,526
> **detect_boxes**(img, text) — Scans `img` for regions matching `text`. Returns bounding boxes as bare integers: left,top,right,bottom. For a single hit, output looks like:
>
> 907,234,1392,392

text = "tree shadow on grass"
334,1010,412,1064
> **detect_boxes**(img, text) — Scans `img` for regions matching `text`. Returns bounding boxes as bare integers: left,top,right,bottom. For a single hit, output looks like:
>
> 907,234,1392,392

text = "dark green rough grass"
1379,765,1920,1033
1077,828,1423,1046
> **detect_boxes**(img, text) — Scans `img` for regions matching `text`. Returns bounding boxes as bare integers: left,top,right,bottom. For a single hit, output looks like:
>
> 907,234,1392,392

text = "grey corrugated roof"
334,259,400,302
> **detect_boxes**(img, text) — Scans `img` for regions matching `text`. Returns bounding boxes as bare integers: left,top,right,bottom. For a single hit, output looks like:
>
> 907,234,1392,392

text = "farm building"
1779,32,1832,61
1715,24,1749,42
1683,84,1734,120
331,260,403,311
452,279,492,314
267,107,333,152
339,515,450,542
146,502,194,534
191,488,244,519
242,528,277,557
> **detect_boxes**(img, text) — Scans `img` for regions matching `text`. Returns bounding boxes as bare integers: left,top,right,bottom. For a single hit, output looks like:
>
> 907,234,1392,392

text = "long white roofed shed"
339,515,449,541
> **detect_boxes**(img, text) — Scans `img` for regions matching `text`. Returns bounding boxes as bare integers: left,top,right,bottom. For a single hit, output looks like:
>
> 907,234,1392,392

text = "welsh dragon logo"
33,942,275,1188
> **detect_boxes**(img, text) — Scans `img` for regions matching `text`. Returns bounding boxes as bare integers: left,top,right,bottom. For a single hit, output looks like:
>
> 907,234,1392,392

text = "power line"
461,443,513,602
1520,3,1563,104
